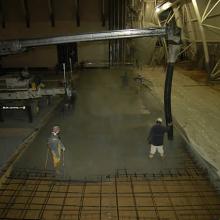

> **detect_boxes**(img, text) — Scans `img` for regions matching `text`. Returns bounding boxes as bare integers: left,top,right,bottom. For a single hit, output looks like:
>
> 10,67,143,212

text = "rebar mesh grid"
0,168,219,220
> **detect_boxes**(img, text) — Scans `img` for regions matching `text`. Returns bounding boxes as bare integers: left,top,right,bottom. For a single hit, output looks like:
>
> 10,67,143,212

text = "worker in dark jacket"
148,118,171,158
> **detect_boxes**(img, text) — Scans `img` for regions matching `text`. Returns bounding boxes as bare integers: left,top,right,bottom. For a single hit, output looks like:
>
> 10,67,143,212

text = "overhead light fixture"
155,1,172,14
155,7,161,13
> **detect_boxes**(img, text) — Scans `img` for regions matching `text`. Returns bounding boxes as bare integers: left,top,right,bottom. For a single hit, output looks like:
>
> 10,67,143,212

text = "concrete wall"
0,0,108,68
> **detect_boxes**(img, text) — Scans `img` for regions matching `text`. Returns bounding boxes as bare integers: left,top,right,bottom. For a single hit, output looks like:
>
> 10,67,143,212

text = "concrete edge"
174,120,220,192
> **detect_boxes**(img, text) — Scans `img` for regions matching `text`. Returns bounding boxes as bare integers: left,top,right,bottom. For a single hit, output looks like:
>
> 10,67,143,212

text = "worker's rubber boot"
149,154,154,159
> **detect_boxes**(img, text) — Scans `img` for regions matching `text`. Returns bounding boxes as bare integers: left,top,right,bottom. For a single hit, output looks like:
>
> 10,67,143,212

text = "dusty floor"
0,66,220,219
13,68,191,180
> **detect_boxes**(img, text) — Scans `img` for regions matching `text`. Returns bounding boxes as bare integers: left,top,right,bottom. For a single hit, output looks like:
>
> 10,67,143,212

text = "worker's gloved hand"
62,146,66,151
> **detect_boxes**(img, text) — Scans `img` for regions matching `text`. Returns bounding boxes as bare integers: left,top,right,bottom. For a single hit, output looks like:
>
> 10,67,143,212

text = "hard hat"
52,126,60,133
156,118,163,123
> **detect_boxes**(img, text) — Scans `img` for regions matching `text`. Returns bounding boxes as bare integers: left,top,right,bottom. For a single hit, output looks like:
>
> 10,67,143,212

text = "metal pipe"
164,65,173,140
164,25,181,140
69,57,73,79
21,28,166,46
155,13,168,58
164,63,174,139
0,28,166,55
63,63,67,94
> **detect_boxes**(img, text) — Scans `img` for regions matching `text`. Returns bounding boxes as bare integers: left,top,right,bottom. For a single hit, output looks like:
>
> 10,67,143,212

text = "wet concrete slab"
13,68,191,180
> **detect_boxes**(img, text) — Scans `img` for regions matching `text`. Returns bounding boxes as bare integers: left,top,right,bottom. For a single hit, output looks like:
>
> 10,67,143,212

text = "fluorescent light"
155,7,161,13
161,2,172,11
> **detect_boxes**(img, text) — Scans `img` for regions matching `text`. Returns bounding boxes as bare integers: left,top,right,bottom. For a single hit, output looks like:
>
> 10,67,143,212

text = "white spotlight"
155,1,172,14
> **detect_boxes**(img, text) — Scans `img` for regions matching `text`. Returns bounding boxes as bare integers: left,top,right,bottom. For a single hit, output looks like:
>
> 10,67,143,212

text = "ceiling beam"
0,0,6,28
48,0,55,27
22,0,30,28
101,0,105,26
75,0,80,27
0,28,167,55
202,0,220,22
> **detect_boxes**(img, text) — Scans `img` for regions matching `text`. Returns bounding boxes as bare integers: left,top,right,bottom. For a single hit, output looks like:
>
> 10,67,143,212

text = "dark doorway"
57,43,78,71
